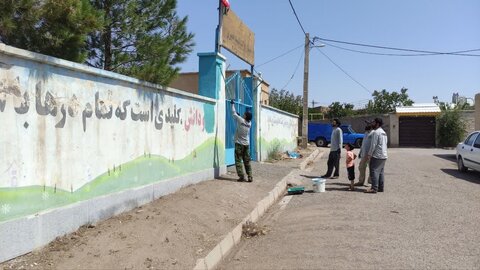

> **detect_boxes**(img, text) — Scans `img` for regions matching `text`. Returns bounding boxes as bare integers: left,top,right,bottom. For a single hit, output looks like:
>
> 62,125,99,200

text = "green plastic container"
287,186,305,195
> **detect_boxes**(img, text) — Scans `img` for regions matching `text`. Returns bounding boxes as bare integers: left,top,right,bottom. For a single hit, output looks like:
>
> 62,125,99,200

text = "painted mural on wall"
260,106,298,161
0,53,222,222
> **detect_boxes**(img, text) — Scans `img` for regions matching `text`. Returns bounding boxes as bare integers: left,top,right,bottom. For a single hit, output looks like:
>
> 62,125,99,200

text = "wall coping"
197,52,226,61
0,43,217,104
261,105,299,118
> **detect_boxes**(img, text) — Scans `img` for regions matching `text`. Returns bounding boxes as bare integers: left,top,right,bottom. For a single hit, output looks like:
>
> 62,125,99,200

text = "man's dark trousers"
325,149,341,177
234,143,252,179
369,157,386,191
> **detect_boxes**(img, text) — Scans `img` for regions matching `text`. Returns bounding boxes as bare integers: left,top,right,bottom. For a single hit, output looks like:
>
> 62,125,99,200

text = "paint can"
312,178,326,193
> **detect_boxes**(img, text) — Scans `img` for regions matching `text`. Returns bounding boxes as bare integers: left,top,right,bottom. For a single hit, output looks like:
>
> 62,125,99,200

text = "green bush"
437,110,466,147
267,142,283,161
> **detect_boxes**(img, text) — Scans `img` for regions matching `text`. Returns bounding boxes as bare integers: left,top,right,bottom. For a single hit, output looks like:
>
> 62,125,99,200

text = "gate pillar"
198,52,226,176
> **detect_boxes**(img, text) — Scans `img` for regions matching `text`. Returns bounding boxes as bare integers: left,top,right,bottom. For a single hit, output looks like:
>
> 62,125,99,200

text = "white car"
456,131,480,172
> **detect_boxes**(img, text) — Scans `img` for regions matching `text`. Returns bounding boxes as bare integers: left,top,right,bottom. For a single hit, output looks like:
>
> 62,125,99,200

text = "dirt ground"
1,146,317,270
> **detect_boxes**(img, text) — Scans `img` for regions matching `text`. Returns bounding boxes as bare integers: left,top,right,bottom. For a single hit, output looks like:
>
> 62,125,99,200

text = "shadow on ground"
325,187,366,193
327,182,350,186
215,176,238,182
441,168,480,185
300,174,322,179
434,154,456,162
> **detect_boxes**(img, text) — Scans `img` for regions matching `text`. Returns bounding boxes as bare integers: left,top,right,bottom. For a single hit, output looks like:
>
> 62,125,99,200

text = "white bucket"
312,178,326,193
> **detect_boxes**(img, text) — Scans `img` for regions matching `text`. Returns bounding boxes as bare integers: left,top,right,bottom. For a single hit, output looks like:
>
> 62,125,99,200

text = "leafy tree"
367,87,414,114
269,88,303,115
456,102,475,110
87,0,194,86
437,108,466,147
326,102,354,119
0,0,102,62
437,101,473,111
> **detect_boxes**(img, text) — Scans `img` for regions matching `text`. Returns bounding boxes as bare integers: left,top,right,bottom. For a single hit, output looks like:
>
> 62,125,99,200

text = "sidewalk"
1,146,322,270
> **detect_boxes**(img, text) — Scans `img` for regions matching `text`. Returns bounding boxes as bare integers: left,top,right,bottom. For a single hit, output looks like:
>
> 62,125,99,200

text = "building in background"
452,92,475,107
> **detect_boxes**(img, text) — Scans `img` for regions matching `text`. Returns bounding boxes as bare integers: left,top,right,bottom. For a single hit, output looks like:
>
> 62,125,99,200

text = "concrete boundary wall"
0,45,226,262
0,167,225,262
459,110,475,134
259,105,299,161
0,44,215,104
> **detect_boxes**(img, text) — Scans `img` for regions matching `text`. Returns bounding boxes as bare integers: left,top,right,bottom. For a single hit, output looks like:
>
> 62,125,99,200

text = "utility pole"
215,0,223,53
301,33,310,148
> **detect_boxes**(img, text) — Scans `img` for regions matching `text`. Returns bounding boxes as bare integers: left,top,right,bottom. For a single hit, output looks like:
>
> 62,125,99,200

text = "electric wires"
314,37,480,57
280,49,304,90
288,0,307,36
256,43,303,67
286,0,373,96
313,47,372,95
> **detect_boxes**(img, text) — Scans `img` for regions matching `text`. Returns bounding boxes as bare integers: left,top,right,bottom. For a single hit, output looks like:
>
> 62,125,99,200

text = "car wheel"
355,138,363,148
315,137,327,147
457,156,468,172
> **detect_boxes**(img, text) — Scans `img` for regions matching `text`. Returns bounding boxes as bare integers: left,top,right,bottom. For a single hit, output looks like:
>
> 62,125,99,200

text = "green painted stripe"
0,138,225,222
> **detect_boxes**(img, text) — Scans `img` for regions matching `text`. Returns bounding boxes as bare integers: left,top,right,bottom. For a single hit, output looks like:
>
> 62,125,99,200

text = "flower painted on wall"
1,204,11,215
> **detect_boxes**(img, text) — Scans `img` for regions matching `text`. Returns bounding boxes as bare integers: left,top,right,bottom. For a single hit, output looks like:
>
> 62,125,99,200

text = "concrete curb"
299,147,322,170
194,149,321,270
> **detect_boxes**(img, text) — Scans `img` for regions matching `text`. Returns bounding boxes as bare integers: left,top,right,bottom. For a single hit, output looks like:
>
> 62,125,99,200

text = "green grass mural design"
0,138,225,222
259,137,297,160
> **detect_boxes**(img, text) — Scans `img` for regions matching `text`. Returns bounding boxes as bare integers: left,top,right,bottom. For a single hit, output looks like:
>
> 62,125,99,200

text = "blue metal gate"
225,71,256,166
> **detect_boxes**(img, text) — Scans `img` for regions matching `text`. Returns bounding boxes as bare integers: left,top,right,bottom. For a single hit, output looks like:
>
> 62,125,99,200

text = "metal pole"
251,65,256,161
301,33,310,148
215,0,223,53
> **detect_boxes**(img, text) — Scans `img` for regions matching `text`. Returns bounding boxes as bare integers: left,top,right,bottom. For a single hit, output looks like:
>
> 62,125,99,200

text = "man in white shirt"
364,118,388,193
230,100,253,182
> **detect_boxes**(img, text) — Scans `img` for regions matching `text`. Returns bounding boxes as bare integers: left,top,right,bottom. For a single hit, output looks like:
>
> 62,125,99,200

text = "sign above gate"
222,9,255,65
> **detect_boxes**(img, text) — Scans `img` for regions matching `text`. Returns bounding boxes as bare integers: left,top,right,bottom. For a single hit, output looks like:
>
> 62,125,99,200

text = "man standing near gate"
230,99,253,182
322,118,343,179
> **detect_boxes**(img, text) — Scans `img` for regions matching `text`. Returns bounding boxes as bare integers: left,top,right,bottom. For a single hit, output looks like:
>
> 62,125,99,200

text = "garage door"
399,116,436,147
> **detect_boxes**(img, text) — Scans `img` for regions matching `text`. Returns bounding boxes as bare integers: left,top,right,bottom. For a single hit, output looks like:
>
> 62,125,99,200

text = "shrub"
267,141,282,161
437,109,466,147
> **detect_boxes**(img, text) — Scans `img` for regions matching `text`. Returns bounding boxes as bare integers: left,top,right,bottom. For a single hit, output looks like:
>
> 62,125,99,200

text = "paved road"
221,148,480,269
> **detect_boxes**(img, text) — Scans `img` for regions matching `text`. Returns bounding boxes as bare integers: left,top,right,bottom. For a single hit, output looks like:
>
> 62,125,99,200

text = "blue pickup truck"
308,123,364,148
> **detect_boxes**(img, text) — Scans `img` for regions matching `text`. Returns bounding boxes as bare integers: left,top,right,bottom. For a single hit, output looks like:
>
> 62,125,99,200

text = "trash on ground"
242,221,269,238
286,151,303,159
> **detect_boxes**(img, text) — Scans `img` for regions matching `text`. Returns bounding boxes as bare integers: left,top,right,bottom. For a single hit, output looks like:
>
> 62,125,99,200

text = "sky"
176,0,480,108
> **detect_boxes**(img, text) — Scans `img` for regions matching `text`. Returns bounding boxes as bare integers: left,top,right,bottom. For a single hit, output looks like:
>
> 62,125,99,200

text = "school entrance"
225,71,256,166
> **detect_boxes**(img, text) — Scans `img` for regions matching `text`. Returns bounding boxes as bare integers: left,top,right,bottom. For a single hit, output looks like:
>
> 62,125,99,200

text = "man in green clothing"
230,99,253,182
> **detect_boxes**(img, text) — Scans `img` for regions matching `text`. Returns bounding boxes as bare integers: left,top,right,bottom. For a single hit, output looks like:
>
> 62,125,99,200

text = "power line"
288,0,307,36
321,42,455,57
323,41,480,57
280,49,304,90
313,47,372,95
315,37,480,57
256,43,303,67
